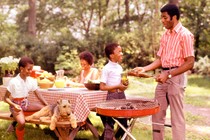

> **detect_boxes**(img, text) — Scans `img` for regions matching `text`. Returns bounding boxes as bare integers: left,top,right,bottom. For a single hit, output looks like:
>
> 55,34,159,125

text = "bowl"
84,83,100,90
38,82,54,89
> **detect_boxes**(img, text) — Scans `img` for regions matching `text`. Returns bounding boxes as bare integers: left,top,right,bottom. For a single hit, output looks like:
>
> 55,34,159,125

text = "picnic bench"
0,86,108,140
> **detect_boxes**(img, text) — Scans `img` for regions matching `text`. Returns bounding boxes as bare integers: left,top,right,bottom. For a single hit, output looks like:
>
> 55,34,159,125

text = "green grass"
0,74,210,140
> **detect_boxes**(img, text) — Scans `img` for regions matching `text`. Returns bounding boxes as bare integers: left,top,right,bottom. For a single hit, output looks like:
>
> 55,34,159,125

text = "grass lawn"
0,74,210,140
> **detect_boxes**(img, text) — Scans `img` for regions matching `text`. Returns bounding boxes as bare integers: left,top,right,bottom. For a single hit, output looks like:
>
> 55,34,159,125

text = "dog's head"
57,99,72,118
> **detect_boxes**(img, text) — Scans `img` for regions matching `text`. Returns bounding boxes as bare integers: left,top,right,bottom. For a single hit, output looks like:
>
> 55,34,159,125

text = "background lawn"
0,74,210,140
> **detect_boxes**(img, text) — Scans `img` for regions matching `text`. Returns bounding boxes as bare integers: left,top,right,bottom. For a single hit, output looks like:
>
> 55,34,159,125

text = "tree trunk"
168,0,179,6
28,0,36,36
124,0,130,32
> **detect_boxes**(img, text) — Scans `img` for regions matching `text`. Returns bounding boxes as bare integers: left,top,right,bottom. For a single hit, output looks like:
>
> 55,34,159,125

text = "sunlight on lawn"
0,74,209,139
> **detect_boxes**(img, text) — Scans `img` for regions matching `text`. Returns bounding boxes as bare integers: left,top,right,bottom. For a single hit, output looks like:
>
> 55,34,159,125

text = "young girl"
4,56,48,140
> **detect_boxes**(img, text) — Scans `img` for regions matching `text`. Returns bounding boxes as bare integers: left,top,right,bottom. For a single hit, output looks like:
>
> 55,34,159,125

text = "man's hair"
105,43,119,59
160,4,180,20
79,51,94,65
18,56,34,68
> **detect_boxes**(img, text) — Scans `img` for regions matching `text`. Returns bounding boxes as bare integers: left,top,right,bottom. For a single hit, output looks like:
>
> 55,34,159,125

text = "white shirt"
100,60,123,86
7,74,38,98
80,67,99,83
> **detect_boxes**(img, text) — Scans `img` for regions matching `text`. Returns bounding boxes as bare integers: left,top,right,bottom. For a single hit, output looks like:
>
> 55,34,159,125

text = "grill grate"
96,99,160,118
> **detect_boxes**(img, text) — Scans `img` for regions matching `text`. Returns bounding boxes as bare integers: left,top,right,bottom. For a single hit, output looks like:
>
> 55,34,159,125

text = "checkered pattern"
0,86,107,122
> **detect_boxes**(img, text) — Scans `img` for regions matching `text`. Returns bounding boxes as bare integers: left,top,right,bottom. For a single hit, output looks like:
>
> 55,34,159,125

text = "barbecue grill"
96,98,160,140
96,98,160,118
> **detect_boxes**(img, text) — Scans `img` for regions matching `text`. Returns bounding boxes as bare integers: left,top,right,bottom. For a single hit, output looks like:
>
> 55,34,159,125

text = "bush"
194,56,210,76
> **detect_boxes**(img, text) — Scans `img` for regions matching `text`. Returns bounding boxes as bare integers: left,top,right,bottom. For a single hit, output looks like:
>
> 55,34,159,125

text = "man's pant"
152,73,186,140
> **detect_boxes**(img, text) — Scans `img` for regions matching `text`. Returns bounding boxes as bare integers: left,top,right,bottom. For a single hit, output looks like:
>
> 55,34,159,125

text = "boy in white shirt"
100,43,128,140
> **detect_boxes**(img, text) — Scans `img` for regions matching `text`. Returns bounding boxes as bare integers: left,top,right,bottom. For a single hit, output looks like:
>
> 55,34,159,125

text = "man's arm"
169,56,195,77
134,58,162,73
156,56,194,83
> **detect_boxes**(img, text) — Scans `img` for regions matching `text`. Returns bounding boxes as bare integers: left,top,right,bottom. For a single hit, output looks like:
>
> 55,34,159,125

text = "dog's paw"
49,123,56,130
70,114,77,128
71,122,77,128
40,117,45,122
25,116,32,121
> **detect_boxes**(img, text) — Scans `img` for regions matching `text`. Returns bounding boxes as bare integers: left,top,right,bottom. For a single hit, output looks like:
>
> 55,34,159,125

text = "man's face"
161,12,175,30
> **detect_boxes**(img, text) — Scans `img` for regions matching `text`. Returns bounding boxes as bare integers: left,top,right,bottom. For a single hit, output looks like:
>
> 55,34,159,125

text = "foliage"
0,0,209,73
0,56,20,76
55,48,80,77
180,0,210,59
193,56,210,76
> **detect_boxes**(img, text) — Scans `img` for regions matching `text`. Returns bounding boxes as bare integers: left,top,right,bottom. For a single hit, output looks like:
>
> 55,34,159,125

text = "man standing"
134,4,194,140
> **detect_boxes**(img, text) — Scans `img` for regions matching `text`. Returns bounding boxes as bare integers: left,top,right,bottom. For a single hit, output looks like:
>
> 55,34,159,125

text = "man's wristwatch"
168,71,172,79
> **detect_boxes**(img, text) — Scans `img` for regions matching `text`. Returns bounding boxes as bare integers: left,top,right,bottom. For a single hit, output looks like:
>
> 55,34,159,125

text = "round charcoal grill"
96,99,160,118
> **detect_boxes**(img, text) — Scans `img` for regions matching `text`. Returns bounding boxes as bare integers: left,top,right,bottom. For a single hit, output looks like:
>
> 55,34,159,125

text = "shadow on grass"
43,128,58,140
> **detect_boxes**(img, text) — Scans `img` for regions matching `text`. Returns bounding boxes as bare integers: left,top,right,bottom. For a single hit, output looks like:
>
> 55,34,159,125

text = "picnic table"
0,86,107,140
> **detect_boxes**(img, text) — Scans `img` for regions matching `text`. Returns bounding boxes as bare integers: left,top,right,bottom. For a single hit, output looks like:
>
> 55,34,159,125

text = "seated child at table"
4,56,48,140
99,43,129,140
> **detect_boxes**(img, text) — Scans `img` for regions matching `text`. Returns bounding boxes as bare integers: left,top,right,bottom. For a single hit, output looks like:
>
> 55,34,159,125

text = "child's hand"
119,83,128,91
14,105,22,112
121,79,129,86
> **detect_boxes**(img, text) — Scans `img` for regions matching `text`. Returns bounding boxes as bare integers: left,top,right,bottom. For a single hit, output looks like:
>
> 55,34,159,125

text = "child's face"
20,63,34,77
111,46,123,63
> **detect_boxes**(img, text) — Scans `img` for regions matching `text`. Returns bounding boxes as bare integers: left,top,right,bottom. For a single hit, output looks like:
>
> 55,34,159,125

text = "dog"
25,99,77,130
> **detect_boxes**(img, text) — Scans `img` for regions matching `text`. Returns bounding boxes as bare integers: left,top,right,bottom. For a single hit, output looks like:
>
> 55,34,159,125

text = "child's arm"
100,82,128,91
4,90,22,112
34,90,48,105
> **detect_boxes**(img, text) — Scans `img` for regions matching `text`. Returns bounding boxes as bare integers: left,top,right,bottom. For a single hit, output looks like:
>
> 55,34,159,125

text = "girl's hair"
18,56,34,68
79,51,94,65
160,4,180,20
105,43,119,59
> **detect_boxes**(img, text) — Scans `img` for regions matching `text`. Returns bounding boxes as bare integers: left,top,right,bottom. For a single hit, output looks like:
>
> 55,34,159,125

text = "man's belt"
162,66,178,70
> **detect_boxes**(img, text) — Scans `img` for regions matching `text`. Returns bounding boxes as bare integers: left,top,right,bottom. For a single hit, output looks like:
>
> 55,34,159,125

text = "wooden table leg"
53,119,99,140
54,127,71,140
85,118,99,138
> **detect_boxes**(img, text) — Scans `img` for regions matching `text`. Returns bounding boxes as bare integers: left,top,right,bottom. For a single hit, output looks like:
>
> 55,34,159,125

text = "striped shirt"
157,22,194,68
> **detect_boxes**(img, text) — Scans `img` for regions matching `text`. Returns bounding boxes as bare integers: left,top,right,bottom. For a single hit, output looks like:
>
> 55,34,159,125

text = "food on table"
84,79,100,90
38,78,54,89
86,79,100,84
39,71,55,81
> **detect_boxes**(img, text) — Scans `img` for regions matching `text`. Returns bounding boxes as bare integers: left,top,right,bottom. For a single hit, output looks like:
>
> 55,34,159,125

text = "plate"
48,88,65,91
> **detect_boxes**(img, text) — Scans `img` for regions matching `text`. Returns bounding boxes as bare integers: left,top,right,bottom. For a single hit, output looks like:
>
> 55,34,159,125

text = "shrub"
193,56,210,76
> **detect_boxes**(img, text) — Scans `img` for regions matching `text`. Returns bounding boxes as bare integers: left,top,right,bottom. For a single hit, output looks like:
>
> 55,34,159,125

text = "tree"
28,0,36,36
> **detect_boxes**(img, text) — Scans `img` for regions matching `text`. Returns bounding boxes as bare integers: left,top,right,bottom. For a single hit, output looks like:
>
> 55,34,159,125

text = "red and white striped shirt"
157,22,194,68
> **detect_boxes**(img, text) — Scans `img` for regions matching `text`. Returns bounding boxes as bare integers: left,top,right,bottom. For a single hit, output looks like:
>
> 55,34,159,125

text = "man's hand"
133,67,145,73
155,72,168,83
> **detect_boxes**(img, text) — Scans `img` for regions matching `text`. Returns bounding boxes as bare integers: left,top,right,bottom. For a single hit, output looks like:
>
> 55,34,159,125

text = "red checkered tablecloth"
0,86,107,122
